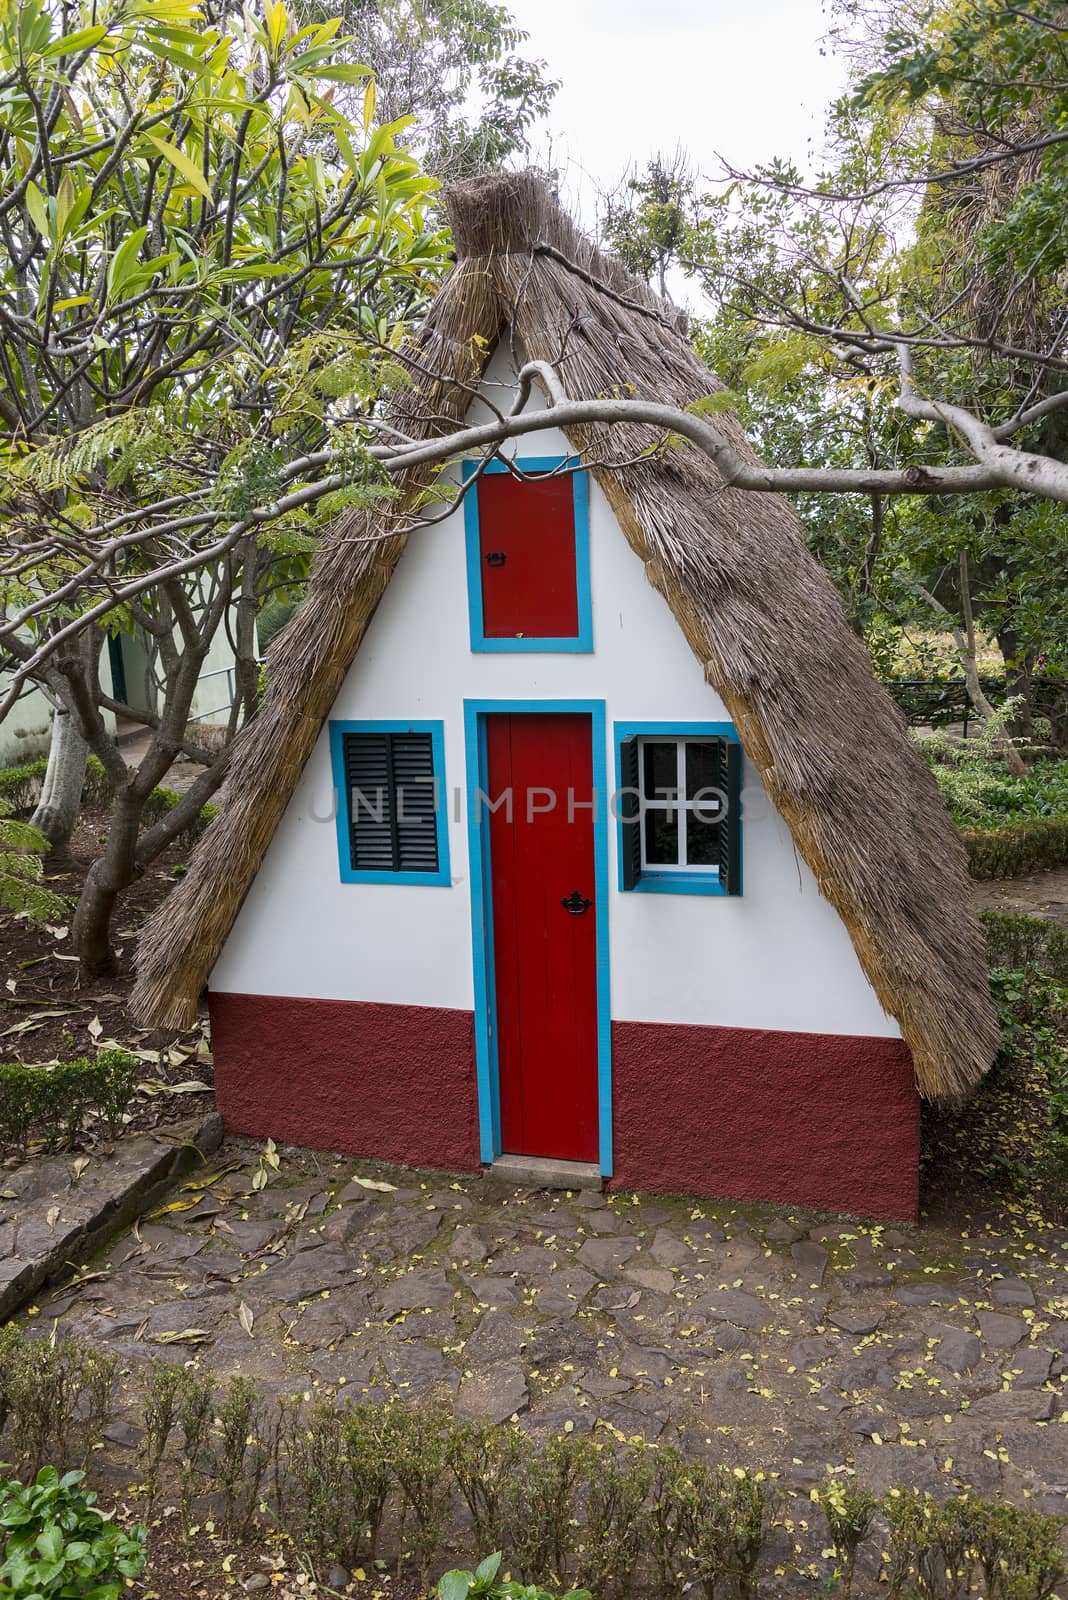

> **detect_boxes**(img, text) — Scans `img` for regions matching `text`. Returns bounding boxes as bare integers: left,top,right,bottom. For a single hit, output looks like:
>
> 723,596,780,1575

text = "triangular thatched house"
132,171,999,1221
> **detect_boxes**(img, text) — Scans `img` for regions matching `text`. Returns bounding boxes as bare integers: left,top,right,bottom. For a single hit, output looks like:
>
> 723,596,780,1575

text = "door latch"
485,551,507,567
560,890,593,914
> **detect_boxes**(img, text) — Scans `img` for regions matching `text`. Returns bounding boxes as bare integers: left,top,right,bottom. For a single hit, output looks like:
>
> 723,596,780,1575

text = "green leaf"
475,1554,502,1584
24,181,50,239
38,25,108,58
106,226,149,300
437,1571,474,1600
143,135,213,201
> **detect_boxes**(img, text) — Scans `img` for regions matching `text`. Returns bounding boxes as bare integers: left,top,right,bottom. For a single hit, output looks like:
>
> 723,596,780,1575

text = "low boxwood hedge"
0,757,216,844
0,1049,139,1155
963,814,1068,879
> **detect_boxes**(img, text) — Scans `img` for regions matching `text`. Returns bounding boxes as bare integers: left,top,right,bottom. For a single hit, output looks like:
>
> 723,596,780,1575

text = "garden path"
28,1142,1068,1512
973,867,1068,928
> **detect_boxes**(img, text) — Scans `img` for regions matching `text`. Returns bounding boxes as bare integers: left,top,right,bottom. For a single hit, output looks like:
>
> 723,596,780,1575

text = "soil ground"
973,866,1068,929
0,807,213,1144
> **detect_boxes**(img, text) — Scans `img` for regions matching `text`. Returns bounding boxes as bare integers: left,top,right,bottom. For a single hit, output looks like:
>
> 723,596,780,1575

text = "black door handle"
561,890,593,914
485,551,507,567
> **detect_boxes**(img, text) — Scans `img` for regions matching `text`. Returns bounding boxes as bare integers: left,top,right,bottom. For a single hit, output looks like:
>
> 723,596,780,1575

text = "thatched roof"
131,170,1000,1102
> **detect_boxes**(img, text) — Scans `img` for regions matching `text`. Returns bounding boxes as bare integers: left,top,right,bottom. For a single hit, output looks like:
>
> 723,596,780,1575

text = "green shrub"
80,757,112,813
0,761,48,815
813,1475,878,1600
438,1553,591,1600
0,1330,1064,1596
963,815,1068,878
882,1491,1067,1600
981,912,1068,984
0,1336,117,1479
386,1402,456,1585
574,1443,653,1600
0,1052,139,1156
0,756,215,844
0,1467,146,1600
683,1464,773,1600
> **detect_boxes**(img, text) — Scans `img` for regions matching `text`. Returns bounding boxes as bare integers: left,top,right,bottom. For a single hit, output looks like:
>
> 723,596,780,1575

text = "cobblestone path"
31,1141,1068,1514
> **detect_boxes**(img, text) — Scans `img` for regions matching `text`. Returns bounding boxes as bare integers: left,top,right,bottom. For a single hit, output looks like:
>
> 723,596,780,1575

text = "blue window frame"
329,720,451,886
613,721,743,897
462,456,593,653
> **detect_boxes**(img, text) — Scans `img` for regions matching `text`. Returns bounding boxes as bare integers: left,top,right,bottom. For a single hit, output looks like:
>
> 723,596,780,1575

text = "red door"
484,713,599,1162
477,473,579,639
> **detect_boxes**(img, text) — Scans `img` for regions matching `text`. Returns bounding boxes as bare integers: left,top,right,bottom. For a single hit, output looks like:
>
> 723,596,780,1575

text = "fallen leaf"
87,1015,103,1041
350,1176,397,1193
148,1195,206,1216
152,1328,210,1345
238,1302,254,1337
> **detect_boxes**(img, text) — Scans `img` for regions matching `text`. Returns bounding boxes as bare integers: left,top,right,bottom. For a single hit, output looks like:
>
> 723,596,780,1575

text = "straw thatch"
131,170,1000,1102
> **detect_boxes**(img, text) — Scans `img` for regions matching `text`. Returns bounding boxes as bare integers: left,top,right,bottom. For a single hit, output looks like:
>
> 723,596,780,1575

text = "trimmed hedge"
963,814,1068,879
0,758,216,845
981,910,1068,983
0,1050,138,1154
0,759,47,814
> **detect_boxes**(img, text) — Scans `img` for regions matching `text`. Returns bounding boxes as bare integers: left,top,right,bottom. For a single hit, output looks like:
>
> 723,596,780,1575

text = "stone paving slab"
0,1114,223,1319
24,1139,1068,1514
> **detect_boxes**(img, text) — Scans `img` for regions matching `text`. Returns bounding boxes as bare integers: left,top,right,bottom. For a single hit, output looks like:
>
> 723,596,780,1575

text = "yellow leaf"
363,74,376,132
144,134,212,201
265,0,287,53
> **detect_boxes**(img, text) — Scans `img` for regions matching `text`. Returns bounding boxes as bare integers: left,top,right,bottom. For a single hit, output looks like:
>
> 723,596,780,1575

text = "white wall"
0,678,52,768
213,348,900,1041
115,620,241,727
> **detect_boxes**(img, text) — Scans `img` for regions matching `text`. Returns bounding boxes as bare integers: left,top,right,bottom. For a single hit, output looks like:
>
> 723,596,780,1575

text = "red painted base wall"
610,1020,919,1221
207,993,481,1172
208,994,919,1219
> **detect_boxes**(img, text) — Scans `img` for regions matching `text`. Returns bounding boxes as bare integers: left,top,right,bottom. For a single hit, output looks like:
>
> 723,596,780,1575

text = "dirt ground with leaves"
0,810,214,1142
974,868,1068,931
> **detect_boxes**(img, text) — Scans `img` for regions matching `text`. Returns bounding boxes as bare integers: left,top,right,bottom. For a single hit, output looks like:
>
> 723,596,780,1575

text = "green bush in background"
963,815,1068,879
0,758,215,846
0,1051,138,1155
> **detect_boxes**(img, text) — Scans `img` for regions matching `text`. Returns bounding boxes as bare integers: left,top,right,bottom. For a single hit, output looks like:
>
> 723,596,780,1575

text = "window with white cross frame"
615,725,742,896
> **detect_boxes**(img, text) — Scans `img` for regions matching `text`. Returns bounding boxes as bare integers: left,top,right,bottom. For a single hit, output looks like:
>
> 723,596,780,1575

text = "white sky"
506,0,848,233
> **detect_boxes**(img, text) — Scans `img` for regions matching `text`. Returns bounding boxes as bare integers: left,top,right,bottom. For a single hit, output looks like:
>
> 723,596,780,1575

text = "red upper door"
484,713,599,1163
477,472,579,639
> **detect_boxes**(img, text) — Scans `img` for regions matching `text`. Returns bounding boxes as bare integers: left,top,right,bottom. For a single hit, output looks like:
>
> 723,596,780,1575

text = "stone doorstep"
0,1113,224,1322
486,1155,603,1192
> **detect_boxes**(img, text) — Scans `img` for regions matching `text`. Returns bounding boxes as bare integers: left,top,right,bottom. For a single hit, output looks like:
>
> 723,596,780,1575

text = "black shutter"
391,732,439,873
344,732,396,871
342,731,439,875
718,739,742,895
619,736,642,890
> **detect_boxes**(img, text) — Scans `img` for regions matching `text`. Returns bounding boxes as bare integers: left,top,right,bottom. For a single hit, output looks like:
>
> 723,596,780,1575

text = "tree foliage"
600,4,1068,734
0,0,453,968
301,0,558,181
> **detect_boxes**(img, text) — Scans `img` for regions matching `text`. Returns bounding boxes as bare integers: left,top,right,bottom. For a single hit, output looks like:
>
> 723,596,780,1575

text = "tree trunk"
957,551,1027,776
71,787,141,976
995,624,1035,742
29,705,88,870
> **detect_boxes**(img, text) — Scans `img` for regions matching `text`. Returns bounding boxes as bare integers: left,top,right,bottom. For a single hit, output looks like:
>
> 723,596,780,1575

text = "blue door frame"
463,699,613,1174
